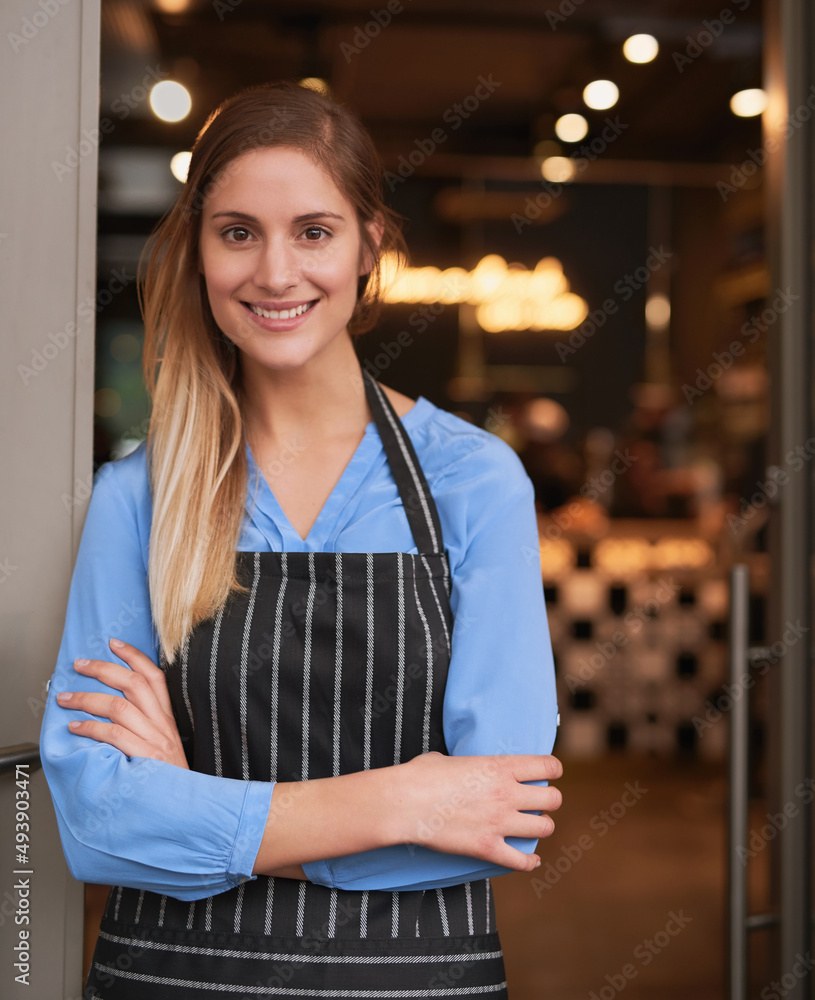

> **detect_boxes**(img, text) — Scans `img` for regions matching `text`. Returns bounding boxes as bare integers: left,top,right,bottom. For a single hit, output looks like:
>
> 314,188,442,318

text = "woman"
41,80,562,999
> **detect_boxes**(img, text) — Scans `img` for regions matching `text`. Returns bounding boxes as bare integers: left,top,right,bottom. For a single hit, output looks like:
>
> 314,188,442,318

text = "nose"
252,236,299,293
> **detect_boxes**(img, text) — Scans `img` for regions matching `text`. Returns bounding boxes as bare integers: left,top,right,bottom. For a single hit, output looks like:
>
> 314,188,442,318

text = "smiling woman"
40,80,561,1000
198,146,380,372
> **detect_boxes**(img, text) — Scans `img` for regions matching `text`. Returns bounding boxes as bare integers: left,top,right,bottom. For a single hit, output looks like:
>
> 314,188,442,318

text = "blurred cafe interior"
9,0,815,997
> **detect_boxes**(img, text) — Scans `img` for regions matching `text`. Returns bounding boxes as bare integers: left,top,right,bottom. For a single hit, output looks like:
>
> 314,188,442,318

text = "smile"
245,300,318,320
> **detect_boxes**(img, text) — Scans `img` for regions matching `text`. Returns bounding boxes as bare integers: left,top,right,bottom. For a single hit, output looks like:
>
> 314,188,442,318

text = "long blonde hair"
139,81,409,665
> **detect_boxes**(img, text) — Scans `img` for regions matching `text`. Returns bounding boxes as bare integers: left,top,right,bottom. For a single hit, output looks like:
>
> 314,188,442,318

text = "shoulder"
88,441,152,550
405,395,532,503
92,440,150,502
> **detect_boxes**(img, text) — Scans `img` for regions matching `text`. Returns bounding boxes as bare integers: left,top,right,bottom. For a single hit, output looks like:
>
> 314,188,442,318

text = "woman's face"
198,145,377,375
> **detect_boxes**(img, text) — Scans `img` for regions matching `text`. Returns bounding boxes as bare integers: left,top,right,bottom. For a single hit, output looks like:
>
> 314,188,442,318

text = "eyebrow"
210,210,346,223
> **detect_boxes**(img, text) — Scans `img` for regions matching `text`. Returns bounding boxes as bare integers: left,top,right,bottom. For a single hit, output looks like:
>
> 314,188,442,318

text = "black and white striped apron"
84,370,509,999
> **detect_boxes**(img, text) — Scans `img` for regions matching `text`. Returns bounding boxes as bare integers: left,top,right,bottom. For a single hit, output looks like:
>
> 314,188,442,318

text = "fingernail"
534,857,541,868
57,692,72,702
75,658,89,667
109,638,125,648
68,721,81,730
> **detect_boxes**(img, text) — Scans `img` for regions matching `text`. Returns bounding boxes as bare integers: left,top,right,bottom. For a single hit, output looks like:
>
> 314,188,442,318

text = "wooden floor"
492,752,774,1000
85,752,776,998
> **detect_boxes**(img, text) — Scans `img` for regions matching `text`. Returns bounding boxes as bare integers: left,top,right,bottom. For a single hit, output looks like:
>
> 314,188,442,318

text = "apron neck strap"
362,370,444,555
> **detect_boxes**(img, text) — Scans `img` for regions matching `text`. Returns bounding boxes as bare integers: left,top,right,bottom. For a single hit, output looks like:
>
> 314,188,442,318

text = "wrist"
375,761,413,848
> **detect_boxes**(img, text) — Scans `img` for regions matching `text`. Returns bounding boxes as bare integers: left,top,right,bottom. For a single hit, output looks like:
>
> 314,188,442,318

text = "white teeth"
248,300,315,320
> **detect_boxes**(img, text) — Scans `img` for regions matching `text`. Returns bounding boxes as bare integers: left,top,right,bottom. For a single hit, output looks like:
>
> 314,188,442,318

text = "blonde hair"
139,81,409,665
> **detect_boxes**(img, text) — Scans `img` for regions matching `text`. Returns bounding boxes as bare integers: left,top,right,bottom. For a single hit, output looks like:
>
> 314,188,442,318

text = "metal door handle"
728,565,781,1000
0,743,41,775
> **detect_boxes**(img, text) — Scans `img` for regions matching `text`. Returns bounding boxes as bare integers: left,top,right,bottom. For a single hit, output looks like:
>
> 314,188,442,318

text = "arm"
40,456,275,901
43,450,559,899
299,450,561,892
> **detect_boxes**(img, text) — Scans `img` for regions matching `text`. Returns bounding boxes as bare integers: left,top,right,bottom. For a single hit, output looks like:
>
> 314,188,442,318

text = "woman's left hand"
56,639,189,770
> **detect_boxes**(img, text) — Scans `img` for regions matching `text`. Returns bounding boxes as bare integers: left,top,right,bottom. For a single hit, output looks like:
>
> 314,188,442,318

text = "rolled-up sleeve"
303,439,559,891
39,457,274,902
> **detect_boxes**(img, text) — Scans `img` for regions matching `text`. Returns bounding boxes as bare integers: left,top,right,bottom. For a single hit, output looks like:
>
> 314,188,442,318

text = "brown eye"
225,227,251,242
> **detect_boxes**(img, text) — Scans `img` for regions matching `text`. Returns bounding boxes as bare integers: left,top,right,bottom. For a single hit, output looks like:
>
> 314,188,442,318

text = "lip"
249,299,315,311
241,298,319,331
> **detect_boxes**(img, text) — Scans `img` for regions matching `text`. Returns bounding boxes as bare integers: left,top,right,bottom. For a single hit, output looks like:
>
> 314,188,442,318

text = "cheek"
304,252,362,296
201,255,243,304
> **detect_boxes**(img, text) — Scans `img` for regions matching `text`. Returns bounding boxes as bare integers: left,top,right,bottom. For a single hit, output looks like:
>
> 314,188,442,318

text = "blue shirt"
40,393,559,901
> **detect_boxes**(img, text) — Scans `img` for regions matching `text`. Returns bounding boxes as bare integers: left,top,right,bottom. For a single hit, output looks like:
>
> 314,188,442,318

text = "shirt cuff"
226,780,275,887
302,858,335,887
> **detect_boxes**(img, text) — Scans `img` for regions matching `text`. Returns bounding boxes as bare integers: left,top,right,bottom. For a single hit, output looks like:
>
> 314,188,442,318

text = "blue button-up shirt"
40,394,559,900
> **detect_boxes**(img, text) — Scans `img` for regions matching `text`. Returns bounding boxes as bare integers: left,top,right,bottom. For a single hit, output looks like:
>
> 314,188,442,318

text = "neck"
237,336,370,452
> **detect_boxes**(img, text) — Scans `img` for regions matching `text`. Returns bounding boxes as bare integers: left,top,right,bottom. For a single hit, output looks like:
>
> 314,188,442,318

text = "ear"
358,211,385,276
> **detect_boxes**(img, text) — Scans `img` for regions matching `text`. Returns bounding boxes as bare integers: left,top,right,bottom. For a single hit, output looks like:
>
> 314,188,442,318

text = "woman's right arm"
40,455,276,902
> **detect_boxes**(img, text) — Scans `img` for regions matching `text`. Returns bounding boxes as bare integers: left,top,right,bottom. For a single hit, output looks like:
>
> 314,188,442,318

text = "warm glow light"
541,155,576,183
652,538,713,570
593,538,652,576
623,33,659,63
380,252,588,332
170,151,192,183
538,538,575,578
523,398,570,442
555,113,589,143
645,293,671,330
583,80,619,110
299,77,330,95
730,88,767,117
149,80,192,122
593,536,713,575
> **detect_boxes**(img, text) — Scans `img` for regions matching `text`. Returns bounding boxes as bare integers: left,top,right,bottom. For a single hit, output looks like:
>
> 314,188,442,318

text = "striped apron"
84,371,509,998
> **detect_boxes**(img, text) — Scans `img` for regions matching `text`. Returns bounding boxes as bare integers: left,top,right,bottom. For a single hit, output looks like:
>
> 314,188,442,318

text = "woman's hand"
55,639,189,770
391,751,563,873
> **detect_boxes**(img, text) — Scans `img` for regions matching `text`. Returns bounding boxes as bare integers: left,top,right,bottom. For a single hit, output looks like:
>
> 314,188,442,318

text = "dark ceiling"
99,0,764,170
93,0,767,449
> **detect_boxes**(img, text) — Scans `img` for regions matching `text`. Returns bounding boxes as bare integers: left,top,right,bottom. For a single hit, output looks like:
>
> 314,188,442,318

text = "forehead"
204,146,352,216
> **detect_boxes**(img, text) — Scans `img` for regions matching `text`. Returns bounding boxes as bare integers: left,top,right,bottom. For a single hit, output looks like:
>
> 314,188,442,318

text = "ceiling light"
645,293,670,330
583,80,619,110
555,113,589,143
623,34,659,64
170,151,192,183
541,156,576,183
730,88,767,117
149,80,192,122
